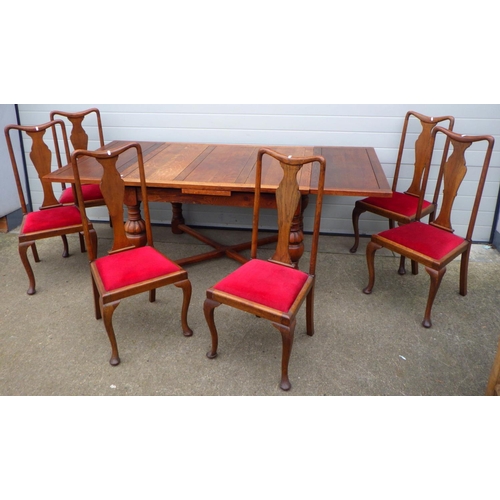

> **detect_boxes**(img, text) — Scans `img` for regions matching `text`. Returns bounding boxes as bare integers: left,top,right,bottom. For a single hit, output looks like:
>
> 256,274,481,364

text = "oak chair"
486,335,500,395
4,120,91,295
350,111,455,274
70,142,193,366
363,127,495,328
50,108,106,207
204,148,326,391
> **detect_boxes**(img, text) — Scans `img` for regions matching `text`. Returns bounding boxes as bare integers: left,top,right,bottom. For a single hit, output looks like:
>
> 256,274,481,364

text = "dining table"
45,141,392,267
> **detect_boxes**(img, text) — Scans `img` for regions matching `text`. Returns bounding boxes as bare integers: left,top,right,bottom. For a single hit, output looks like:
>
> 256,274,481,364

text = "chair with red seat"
70,142,193,366
4,120,95,295
350,111,455,274
363,127,495,328
50,108,106,207
203,147,326,391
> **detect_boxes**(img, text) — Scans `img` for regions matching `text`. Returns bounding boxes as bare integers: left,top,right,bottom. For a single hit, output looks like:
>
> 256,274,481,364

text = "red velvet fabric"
22,206,82,234
362,191,432,217
377,222,465,260
213,259,309,312
59,184,103,204
95,246,181,291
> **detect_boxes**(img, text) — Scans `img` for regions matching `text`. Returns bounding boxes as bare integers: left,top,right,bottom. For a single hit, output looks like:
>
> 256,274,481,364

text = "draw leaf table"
45,141,391,267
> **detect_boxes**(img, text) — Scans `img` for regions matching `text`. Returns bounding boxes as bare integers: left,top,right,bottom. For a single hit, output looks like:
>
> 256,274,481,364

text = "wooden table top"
47,141,392,198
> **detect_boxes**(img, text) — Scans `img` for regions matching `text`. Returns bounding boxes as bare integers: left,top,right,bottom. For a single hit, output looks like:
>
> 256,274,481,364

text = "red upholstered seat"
213,259,309,312
377,222,465,260
95,246,182,291
361,192,432,217
22,206,82,234
59,184,103,204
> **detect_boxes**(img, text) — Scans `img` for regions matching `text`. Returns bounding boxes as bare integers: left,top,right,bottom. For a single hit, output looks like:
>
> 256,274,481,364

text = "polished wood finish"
486,335,500,395
350,111,455,275
51,108,105,151
363,127,495,328
71,143,193,366
45,141,391,267
50,108,106,208
204,148,327,391
4,120,90,295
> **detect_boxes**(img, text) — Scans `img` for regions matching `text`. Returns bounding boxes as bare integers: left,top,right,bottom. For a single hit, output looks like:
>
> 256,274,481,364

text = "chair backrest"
70,143,152,261
420,127,495,240
394,111,455,197
251,148,326,276
50,108,105,151
4,120,71,214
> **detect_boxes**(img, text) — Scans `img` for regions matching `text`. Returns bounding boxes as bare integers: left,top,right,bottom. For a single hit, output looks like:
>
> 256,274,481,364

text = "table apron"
128,187,281,210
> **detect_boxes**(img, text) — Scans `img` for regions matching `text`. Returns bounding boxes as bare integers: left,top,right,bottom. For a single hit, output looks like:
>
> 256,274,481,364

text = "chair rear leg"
459,248,471,297
398,255,407,275
19,241,36,295
204,298,221,359
92,278,101,320
79,232,86,253
89,228,98,258
102,301,121,366
306,288,315,337
175,279,193,337
422,267,447,328
350,204,366,253
31,242,40,262
411,260,419,275
274,320,296,391
398,256,418,275
363,241,382,294
61,235,69,258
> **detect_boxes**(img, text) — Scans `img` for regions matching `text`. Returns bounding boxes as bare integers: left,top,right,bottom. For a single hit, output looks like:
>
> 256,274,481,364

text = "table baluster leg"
124,201,147,247
172,202,185,234
289,195,308,269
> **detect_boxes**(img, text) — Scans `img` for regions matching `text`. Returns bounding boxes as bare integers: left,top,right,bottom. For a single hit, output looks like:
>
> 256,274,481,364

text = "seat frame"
363,127,495,328
203,147,326,391
71,142,193,366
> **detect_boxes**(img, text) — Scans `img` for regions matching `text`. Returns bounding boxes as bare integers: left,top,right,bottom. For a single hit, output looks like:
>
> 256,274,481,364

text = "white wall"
15,104,500,242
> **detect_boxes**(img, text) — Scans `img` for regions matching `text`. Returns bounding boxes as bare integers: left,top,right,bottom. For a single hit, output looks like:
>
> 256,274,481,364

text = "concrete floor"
1,222,500,396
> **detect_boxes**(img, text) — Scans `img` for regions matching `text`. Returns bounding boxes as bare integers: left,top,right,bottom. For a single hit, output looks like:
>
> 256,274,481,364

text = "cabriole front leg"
204,298,221,359
175,279,193,337
350,204,366,253
102,301,121,366
363,241,382,294
274,320,296,391
19,241,36,295
422,267,447,328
